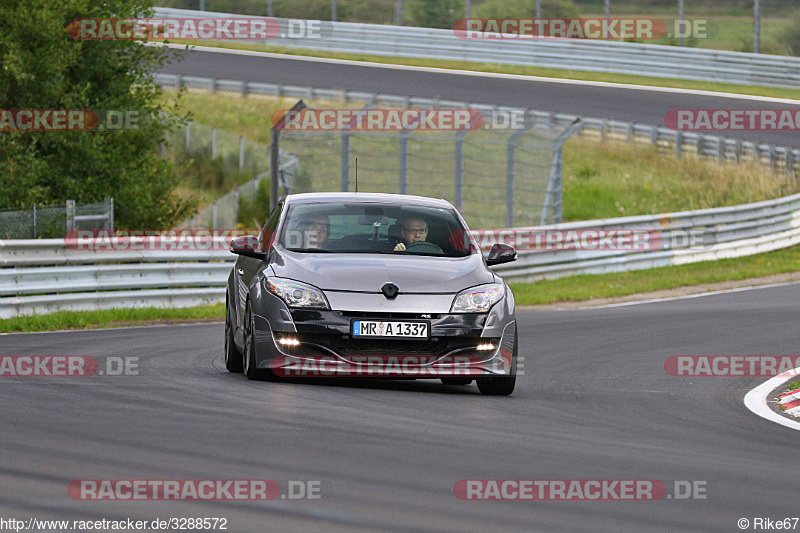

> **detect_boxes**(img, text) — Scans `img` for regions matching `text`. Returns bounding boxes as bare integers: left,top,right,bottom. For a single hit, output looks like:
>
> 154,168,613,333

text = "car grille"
293,334,484,358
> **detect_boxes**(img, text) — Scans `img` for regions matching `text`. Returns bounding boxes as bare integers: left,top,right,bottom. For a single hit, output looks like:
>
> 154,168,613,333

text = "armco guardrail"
2,192,800,318
155,72,800,176
153,7,800,89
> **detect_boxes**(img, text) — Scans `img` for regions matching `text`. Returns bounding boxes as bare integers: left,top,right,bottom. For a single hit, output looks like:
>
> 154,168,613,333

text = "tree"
0,0,192,228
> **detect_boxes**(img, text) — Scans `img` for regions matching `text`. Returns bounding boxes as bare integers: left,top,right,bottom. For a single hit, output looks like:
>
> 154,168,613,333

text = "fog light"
476,343,495,351
278,337,300,346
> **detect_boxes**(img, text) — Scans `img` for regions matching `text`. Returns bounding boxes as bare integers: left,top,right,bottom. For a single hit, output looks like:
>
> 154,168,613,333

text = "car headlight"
265,277,330,309
450,283,505,313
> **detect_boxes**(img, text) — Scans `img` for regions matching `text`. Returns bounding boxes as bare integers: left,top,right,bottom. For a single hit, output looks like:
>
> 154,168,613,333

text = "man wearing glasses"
302,215,330,250
393,216,428,252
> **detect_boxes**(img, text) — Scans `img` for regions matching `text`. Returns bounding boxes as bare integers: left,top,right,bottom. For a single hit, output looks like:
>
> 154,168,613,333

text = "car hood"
270,249,495,294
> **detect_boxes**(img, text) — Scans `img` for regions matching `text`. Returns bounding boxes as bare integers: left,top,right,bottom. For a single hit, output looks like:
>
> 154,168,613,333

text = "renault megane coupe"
225,192,519,395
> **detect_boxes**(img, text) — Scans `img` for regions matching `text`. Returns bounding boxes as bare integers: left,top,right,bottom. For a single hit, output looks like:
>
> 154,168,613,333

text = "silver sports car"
225,192,519,395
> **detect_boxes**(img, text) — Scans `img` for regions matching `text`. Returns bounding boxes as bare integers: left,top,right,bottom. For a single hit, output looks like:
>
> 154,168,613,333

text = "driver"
393,216,428,251
300,214,330,249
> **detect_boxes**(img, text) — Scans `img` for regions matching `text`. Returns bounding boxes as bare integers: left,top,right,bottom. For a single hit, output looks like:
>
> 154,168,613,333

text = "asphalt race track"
158,47,800,148
1,283,797,532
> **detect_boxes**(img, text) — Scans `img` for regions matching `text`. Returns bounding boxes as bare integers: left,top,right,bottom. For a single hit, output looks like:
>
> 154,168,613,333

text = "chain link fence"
0,199,114,240
164,120,300,230
270,102,580,229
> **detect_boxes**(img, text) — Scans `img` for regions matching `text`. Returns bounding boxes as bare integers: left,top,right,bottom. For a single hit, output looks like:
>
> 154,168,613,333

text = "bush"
778,17,800,56
473,0,579,19
410,0,461,29
237,178,271,230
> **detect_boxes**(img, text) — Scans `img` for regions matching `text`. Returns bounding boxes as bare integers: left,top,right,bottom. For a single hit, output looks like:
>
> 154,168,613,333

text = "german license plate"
352,320,429,338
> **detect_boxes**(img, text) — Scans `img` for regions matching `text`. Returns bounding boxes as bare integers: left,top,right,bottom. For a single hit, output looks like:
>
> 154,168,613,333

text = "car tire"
441,378,473,386
476,330,517,396
224,294,243,373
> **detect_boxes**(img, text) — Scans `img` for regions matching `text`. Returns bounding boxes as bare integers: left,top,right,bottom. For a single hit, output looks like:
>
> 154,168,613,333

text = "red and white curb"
744,368,800,430
778,388,800,417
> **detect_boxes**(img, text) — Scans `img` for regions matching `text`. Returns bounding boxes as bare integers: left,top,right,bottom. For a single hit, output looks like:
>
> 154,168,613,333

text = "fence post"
32,204,36,239
454,130,466,211
787,150,795,178
542,118,582,225
270,100,307,210
66,200,76,234
211,127,217,159
506,125,532,228
239,135,245,172
241,80,249,98
341,131,350,191
212,202,218,230
185,121,191,151
675,131,683,159
398,130,408,194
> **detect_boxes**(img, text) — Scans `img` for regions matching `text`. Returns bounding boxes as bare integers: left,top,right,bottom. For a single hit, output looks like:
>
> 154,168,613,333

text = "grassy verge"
165,40,800,101
0,304,225,334
509,244,800,305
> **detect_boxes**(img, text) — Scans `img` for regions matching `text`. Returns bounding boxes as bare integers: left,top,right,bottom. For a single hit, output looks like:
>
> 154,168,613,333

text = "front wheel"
243,300,278,381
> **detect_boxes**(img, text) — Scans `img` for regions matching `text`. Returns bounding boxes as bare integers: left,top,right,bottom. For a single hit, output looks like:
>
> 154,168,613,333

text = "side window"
259,202,283,250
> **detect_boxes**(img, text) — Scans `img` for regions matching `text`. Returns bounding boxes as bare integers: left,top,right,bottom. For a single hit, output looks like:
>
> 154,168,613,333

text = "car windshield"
279,202,477,257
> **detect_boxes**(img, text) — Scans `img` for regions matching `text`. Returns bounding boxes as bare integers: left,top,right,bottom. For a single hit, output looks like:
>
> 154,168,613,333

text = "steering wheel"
404,241,444,254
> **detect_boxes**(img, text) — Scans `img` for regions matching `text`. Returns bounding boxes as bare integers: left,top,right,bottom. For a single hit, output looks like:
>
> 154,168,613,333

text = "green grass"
508,244,800,305
165,40,800,101
0,304,225,334
787,381,800,391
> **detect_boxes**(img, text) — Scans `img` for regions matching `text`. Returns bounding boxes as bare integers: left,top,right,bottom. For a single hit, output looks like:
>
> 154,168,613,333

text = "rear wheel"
224,294,243,373
476,330,517,396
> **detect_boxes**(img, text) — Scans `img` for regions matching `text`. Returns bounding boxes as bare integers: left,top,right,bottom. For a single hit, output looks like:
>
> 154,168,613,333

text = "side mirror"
486,243,517,266
230,235,266,260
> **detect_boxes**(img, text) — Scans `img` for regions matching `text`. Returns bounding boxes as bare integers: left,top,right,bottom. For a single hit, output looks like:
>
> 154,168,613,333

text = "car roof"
284,192,454,209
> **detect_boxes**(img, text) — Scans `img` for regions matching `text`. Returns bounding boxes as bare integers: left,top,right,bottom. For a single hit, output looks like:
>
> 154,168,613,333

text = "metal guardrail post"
341,131,350,191
185,122,191,151
454,130,466,211
675,132,683,159
239,135,245,172
399,130,408,195
66,200,76,234
32,204,36,239
211,128,217,159
109,197,114,232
